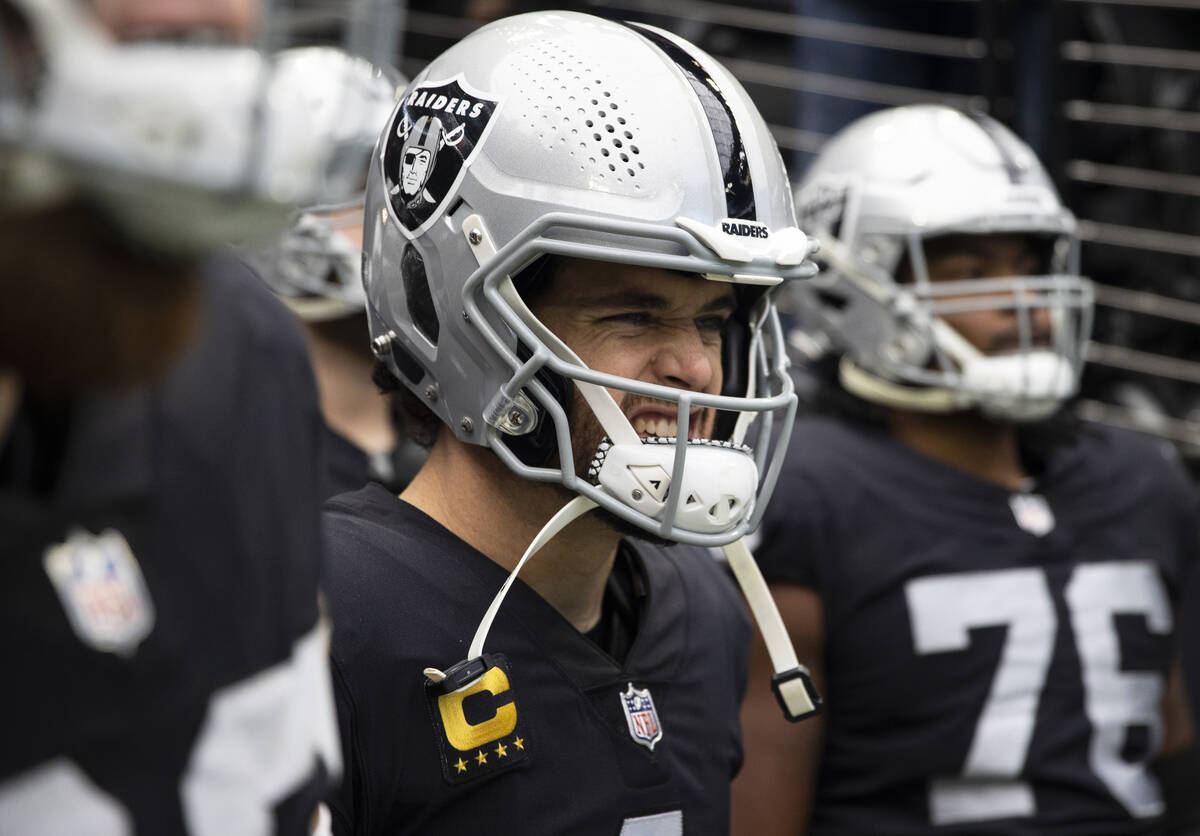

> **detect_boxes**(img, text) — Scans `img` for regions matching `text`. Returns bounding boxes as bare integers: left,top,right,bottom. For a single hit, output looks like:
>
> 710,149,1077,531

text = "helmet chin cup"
593,439,759,536
963,351,1076,422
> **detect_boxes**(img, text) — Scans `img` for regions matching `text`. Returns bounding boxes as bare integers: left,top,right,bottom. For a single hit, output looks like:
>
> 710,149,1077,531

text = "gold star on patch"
476,749,488,766
495,742,508,758
454,758,467,774
514,736,525,750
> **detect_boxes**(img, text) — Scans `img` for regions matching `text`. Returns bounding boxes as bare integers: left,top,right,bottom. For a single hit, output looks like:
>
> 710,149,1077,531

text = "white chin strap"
424,495,598,685
723,538,822,721
421,494,822,723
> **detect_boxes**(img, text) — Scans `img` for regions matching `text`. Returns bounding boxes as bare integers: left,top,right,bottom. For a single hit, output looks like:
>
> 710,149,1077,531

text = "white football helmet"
0,0,397,255
790,105,1094,422
243,47,404,321
364,11,818,547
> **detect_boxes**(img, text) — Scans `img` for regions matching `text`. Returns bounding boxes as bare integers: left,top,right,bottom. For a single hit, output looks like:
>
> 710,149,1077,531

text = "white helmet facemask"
819,229,1093,423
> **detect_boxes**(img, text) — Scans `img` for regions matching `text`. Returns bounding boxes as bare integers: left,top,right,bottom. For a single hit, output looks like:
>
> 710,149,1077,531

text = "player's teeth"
632,416,650,435
662,419,677,437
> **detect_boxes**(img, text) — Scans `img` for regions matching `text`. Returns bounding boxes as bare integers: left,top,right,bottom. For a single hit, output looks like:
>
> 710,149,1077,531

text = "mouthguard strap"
723,537,819,719
467,495,598,660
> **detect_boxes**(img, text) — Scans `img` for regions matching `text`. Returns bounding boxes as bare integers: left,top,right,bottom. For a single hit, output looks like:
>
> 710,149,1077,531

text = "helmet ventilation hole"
511,39,641,182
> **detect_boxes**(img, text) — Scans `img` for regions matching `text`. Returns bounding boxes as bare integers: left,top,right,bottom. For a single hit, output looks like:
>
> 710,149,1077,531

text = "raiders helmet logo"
383,75,500,237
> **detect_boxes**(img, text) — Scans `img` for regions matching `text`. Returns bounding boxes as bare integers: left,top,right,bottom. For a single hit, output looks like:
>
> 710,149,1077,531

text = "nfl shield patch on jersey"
620,683,663,751
42,528,155,656
427,654,530,785
1009,492,1056,537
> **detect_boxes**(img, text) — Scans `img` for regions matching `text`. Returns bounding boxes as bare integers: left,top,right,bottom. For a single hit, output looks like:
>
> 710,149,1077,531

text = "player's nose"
650,327,718,393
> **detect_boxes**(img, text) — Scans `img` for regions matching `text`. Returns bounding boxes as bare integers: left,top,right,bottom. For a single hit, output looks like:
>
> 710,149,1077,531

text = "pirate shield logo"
383,75,500,237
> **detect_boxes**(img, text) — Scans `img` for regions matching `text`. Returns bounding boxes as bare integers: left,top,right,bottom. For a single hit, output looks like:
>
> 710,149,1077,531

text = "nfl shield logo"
1009,492,1056,537
43,528,156,656
620,683,663,751
382,74,501,238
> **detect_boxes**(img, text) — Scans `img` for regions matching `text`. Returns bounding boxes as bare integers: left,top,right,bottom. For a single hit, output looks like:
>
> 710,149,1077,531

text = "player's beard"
0,200,202,396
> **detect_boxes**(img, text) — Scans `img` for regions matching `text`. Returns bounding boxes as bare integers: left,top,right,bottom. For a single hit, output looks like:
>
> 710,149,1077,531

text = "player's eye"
696,315,729,343
604,312,655,325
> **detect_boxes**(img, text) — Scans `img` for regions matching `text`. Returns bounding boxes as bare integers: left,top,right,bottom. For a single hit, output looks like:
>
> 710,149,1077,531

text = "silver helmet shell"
364,11,819,546
791,104,1094,422
243,47,404,321
0,0,396,255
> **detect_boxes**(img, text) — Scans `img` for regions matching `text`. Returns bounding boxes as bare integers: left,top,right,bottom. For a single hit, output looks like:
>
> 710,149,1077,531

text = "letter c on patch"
437,666,517,751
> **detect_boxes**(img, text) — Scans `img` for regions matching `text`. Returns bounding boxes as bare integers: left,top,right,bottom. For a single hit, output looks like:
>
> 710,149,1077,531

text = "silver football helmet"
243,47,404,321
790,105,1094,422
364,11,819,547
0,0,398,255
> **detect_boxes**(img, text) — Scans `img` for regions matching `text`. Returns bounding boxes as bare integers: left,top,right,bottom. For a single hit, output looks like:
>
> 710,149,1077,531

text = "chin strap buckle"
424,656,487,693
722,537,824,722
771,666,823,722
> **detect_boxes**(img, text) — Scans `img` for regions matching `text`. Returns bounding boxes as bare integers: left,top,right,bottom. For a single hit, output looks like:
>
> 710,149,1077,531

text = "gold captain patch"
426,654,530,785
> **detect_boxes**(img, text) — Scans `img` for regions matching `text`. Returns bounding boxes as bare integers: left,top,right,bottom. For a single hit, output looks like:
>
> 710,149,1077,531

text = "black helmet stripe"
625,23,757,221
959,108,1025,184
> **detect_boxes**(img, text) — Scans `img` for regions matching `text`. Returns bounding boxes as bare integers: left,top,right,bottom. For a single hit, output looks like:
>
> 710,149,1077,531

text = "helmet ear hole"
387,339,426,385
402,244,440,345
499,340,572,469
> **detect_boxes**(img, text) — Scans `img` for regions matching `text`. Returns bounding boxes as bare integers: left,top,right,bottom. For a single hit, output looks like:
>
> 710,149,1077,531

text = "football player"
733,104,1198,834
0,0,379,830
322,10,820,835
243,47,425,497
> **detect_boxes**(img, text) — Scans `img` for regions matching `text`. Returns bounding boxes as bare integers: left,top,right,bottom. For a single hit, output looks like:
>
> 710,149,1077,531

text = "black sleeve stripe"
958,108,1027,185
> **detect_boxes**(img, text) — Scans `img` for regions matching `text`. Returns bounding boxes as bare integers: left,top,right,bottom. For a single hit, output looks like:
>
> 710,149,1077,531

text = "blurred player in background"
243,47,425,497
733,104,1198,834
322,10,821,835
0,0,394,830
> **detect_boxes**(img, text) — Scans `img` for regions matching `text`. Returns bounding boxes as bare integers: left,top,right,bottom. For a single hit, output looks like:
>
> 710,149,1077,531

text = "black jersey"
0,257,338,834
755,414,1197,835
321,423,425,498
323,484,751,836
